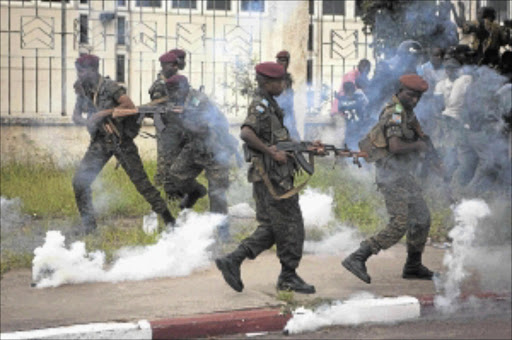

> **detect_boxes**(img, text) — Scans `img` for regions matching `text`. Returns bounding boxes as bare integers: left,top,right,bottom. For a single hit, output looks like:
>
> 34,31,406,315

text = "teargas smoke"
299,188,334,229
284,292,420,335
434,199,491,313
31,211,226,288
300,188,363,255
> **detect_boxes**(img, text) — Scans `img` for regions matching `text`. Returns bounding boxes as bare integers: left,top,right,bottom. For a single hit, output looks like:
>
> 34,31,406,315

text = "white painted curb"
0,320,151,340
284,295,421,334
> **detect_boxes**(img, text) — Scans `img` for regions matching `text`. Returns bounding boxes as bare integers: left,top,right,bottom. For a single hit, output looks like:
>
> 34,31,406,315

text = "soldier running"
342,74,436,283
215,62,324,294
72,54,175,234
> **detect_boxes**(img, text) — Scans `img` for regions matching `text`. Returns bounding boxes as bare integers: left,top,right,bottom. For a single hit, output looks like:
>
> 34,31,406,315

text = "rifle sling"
252,157,310,201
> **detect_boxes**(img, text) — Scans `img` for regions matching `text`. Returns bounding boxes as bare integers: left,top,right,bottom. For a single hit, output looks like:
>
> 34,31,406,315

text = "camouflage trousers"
363,175,431,254
154,124,184,192
163,142,230,214
240,180,304,270
72,136,169,227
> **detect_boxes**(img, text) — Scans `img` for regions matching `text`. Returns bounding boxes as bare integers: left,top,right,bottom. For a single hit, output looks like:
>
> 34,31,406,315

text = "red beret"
399,74,429,93
169,49,186,58
75,54,99,69
165,74,189,87
159,52,178,63
255,62,285,79
275,50,290,59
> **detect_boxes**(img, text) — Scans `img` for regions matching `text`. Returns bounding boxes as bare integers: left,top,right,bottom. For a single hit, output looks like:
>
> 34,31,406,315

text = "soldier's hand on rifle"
268,145,288,165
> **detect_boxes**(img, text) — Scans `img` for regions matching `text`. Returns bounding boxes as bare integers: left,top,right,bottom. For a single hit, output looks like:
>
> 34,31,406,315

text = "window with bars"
322,0,345,16
117,16,126,45
206,0,231,11
135,0,162,8
117,0,127,6
241,0,264,12
116,55,125,83
171,0,197,9
79,14,88,44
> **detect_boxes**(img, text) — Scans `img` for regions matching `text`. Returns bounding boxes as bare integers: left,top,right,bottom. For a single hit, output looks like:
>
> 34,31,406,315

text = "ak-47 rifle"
323,143,368,168
274,141,368,175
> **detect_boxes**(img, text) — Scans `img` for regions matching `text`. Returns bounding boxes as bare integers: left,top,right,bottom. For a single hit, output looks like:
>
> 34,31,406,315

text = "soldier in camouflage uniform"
148,51,181,188
72,54,175,234
342,74,435,284
215,62,324,294
162,75,237,240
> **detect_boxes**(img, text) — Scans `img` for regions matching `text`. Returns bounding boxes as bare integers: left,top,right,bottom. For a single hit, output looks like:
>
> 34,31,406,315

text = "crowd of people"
331,5,511,199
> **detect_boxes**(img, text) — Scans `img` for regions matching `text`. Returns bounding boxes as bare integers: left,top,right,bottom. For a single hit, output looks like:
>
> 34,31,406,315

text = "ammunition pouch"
359,124,389,163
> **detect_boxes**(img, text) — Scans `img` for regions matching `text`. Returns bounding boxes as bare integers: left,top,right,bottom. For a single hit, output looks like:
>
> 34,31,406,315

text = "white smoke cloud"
299,187,334,229
299,187,363,255
32,211,226,288
434,199,492,313
304,227,362,255
284,292,420,335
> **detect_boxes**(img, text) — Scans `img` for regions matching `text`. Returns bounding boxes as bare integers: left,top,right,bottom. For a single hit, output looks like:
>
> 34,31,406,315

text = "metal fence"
1,0,375,121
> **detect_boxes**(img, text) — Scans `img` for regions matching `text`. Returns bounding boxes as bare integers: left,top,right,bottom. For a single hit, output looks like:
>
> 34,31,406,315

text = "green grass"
0,155,458,274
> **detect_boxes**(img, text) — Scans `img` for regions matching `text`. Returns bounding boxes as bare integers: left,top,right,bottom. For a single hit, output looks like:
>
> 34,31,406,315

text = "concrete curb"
150,308,289,340
1,292,509,340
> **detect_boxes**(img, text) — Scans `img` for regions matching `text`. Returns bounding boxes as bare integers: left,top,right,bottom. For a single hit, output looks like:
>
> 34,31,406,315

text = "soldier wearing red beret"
342,73,438,284
275,50,300,140
72,54,175,234
169,49,186,70
215,61,324,295
149,51,181,187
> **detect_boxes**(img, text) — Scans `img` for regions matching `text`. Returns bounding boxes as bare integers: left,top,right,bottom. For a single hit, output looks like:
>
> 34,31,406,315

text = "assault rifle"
113,103,177,133
324,143,368,168
275,141,368,175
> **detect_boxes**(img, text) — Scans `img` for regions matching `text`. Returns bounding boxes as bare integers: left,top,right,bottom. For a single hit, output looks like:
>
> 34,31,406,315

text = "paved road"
223,299,512,339
1,244,447,332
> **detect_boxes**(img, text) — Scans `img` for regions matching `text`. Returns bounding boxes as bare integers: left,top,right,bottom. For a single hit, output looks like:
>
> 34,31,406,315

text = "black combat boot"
215,245,248,292
402,251,434,280
341,243,373,284
179,186,207,209
277,265,316,294
161,210,176,227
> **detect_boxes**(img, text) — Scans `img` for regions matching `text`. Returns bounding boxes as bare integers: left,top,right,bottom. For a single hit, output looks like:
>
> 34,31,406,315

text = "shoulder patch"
395,103,403,113
391,113,402,124
256,105,266,113
261,98,269,107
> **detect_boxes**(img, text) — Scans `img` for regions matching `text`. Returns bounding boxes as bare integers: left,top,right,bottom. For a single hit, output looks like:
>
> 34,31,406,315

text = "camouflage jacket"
361,96,423,183
242,89,297,189
78,76,139,140
180,89,238,166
